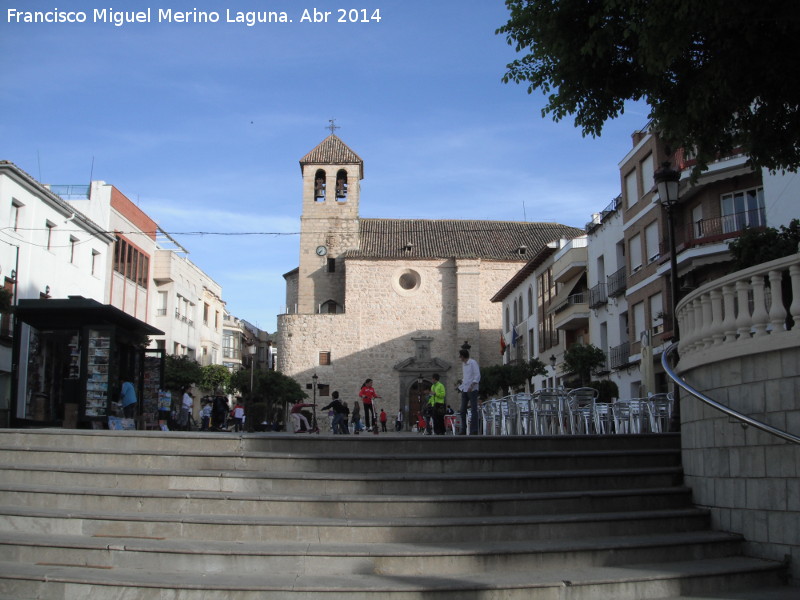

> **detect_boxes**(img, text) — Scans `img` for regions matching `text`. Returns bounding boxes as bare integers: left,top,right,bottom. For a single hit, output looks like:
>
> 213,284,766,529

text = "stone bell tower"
296,129,364,315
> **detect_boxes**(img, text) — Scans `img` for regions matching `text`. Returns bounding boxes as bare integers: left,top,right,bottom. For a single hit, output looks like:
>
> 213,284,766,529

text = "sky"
1,0,650,333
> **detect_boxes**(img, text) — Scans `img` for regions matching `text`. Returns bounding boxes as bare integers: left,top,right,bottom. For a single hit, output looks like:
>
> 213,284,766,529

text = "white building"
151,246,224,363
0,161,114,425
585,196,636,398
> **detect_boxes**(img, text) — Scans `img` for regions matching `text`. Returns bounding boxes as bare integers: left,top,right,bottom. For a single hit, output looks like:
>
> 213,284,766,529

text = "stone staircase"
0,429,792,599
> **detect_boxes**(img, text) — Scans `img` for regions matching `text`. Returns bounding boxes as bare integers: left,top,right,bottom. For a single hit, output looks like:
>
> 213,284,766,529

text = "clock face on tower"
315,245,328,256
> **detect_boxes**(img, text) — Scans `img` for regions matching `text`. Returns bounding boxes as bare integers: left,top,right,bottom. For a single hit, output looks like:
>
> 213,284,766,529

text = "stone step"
0,429,681,454
0,530,746,577
0,445,682,473
0,504,711,544
0,464,685,495
0,483,693,519
0,556,785,599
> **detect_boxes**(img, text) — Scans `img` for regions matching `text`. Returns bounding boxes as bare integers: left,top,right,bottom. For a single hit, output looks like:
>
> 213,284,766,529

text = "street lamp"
653,161,681,341
311,373,318,433
248,344,257,395
654,160,681,432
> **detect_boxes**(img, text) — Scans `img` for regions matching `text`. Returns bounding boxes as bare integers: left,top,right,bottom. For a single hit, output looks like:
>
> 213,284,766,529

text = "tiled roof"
345,219,583,261
299,135,364,178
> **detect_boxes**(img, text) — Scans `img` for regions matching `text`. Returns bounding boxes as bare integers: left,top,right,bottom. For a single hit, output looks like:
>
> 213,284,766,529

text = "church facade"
276,134,582,428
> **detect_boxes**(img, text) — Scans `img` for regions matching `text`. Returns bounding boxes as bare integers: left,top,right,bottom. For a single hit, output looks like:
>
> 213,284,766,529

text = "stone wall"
277,256,522,427
679,345,800,583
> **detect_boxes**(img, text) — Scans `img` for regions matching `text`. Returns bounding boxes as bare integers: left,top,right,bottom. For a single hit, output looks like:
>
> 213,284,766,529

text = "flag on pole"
511,325,519,347
500,333,507,355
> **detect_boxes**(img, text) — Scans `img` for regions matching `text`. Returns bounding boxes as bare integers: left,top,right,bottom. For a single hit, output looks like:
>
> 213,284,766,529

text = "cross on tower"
327,119,340,135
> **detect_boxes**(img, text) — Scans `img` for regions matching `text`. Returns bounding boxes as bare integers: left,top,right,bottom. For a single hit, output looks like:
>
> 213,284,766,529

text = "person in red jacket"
379,409,388,432
359,379,380,430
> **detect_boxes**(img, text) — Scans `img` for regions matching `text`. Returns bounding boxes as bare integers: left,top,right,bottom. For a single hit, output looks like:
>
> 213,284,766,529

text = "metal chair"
647,393,674,433
531,388,568,435
566,387,599,434
613,399,649,434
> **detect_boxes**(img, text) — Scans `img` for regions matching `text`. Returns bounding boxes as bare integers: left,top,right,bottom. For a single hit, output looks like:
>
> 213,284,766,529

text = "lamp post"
549,354,557,388
248,344,257,395
653,161,681,342
311,373,318,433
654,161,681,432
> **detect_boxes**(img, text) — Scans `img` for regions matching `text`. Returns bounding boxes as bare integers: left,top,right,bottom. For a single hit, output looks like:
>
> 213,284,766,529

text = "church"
276,133,581,427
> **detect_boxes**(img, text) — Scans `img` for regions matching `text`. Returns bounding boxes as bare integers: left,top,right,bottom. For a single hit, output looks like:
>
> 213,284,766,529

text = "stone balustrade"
676,253,800,370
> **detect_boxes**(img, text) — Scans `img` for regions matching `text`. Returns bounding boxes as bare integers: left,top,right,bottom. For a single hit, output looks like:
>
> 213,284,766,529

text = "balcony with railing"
660,208,767,261
553,293,589,330
589,282,607,308
608,341,630,369
607,267,627,298
552,238,588,284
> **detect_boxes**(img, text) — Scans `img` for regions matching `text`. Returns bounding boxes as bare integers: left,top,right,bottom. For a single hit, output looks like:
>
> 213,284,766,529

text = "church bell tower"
296,127,364,315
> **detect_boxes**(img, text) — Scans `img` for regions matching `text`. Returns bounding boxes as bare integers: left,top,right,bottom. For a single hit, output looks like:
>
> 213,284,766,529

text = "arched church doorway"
407,377,430,430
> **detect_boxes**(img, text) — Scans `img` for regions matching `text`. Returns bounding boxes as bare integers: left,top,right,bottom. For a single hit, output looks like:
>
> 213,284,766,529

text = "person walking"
179,387,194,431
458,349,481,435
200,400,212,431
231,398,245,432
395,409,404,432
290,400,314,433
359,379,380,431
379,409,388,432
321,391,348,435
428,373,447,435
351,400,364,434
119,375,137,420
211,392,229,431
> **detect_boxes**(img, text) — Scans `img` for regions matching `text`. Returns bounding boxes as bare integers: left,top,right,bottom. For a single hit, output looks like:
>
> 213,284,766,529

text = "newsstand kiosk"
11,296,164,429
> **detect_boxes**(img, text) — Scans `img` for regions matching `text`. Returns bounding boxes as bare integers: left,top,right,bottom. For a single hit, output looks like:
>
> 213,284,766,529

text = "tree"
561,344,607,387
163,355,203,396
229,367,306,406
727,219,800,270
497,0,800,175
199,364,231,395
480,358,548,398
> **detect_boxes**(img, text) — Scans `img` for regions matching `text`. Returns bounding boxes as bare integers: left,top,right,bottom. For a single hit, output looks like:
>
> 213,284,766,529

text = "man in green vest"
428,373,447,435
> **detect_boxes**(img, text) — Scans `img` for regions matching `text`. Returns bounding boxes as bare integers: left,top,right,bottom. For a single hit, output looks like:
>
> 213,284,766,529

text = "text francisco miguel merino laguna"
6,7,384,27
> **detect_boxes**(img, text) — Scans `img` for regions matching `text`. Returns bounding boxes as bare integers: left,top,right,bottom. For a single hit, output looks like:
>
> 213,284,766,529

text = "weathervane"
327,119,340,135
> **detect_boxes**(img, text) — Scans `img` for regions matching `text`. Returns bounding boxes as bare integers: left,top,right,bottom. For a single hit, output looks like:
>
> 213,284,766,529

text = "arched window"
320,299,339,314
505,306,510,331
335,169,348,201
314,169,326,202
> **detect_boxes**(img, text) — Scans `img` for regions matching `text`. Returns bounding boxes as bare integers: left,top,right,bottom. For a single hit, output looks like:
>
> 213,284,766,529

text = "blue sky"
1,0,649,332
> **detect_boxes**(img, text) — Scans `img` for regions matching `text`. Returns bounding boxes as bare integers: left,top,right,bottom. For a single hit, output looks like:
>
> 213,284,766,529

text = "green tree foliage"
480,358,548,398
229,367,307,407
497,0,800,175
561,344,607,387
589,379,619,403
163,355,203,395
199,364,231,394
727,219,800,270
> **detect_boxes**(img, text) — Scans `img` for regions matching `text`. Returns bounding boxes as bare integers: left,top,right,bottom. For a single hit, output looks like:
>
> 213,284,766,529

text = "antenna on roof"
523,200,527,221
327,119,340,135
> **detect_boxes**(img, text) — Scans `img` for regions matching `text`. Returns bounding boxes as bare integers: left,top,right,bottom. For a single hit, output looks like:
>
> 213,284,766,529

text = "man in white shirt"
458,349,480,435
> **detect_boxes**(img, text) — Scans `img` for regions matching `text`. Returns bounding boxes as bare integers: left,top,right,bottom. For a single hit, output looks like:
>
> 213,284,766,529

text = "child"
200,401,212,431
379,409,388,432
230,399,245,432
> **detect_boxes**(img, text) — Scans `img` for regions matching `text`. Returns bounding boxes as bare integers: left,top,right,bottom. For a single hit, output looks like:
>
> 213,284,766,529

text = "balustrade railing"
589,282,607,308
609,341,630,369
607,267,627,298
676,253,800,358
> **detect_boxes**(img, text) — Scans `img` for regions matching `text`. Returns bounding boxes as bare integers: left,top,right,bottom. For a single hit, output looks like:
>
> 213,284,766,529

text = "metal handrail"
661,342,800,445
